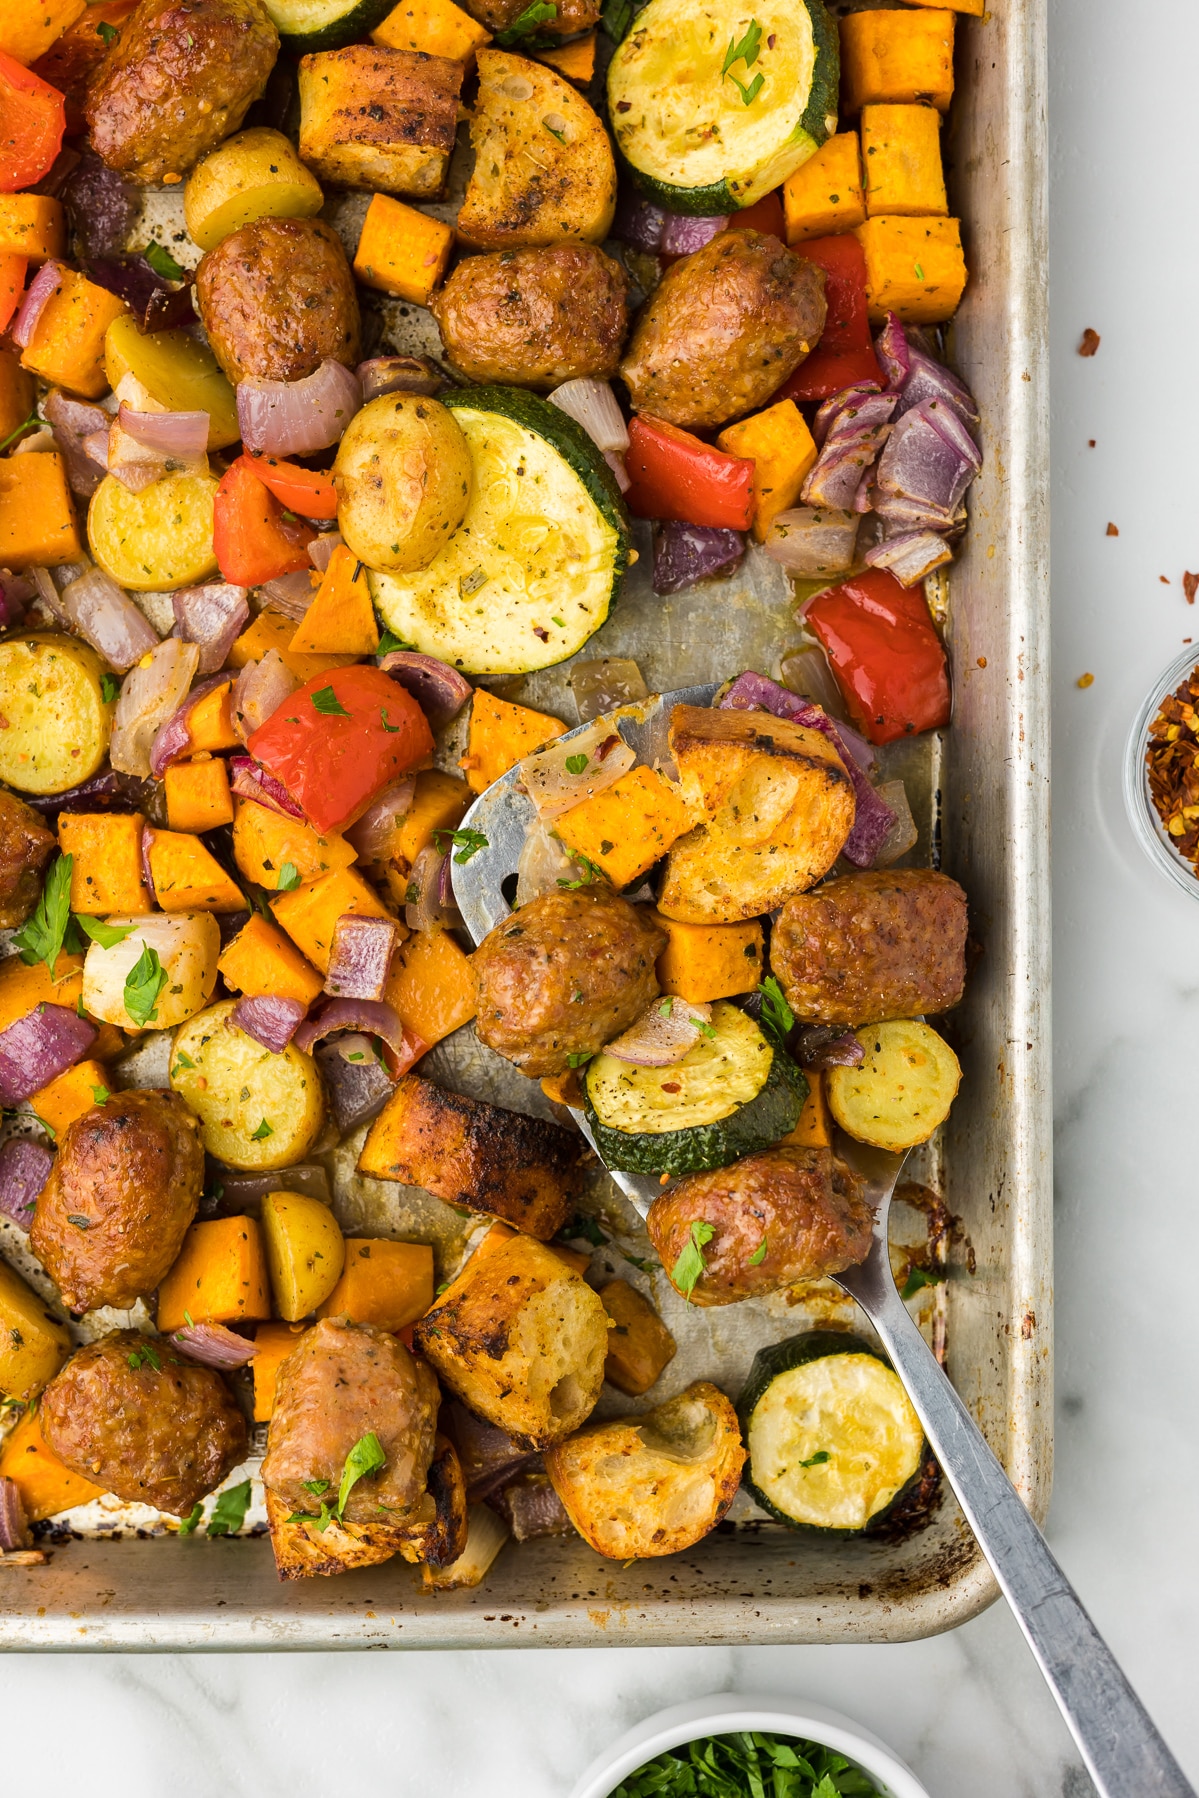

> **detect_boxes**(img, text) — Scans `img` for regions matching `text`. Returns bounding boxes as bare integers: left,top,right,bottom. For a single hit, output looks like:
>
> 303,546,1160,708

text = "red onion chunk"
801,426,892,511
660,213,728,256
612,189,669,251
61,154,135,261
43,391,111,499
0,1476,30,1552
357,355,443,401
0,571,33,630
897,347,979,437
24,769,155,819
793,1024,866,1069
0,1136,54,1225
117,403,209,464
231,650,298,744
228,755,305,819
230,995,307,1054
605,997,712,1066
875,401,980,516
148,672,233,777
378,651,472,729
58,566,161,674
864,529,954,588
172,1321,258,1368
237,360,362,457
604,449,631,493
172,582,249,675
871,780,918,869
325,913,401,1001
345,774,416,862
814,384,893,449
874,312,911,391
207,1163,330,1218
259,568,317,619
315,1035,396,1134
652,520,744,595
307,531,343,574
0,1006,96,1107
294,998,412,1058
12,262,65,351
84,258,194,333
872,491,959,534
404,845,455,933
763,507,858,577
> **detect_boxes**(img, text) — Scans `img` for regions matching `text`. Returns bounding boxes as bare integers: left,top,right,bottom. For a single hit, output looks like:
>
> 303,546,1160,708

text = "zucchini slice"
583,999,806,1176
259,0,394,51
371,387,631,677
607,0,840,215
738,1331,925,1534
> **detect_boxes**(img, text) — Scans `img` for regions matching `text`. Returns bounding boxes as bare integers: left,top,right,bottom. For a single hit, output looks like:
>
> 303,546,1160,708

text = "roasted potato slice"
83,913,220,1031
170,999,325,1170
0,635,111,797
825,1020,961,1151
261,1190,345,1322
657,705,856,923
333,394,472,574
88,470,220,591
544,1381,746,1559
456,50,616,249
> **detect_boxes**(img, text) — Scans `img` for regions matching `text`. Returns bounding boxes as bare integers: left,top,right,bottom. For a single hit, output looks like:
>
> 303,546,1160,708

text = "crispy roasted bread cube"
393,1434,470,1569
657,706,856,924
298,45,463,198
266,1486,416,1580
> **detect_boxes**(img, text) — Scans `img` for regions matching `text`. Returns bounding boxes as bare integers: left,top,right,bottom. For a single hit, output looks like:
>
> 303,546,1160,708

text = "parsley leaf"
376,628,415,656
799,1450,831,1468
301,1478,331,1496
173,1051,195,1070
96,19,119,44
671,1219,715,1300
495,0,556,44
275,861,301,892
100,672,120,703
556,850,608,889
901,1264,946,1300
289,1500,336,1532
13,855,78,976
722,18,764,104
127,1343,162,1372
557,1209,608,1248
177,1502,204,1536
565,752,589,775
251,1118,274,1141
600,0,646,42
757,975,794,1044
311,685,350,717
432,826,488,863
748,1235,768,1266
123,943,168,1027
144,241,185,281
607,1728,876,1798
379,708,399,733
338,1431,387,1516
75,914,136,950
91,1085,110,1105
206,1479,253,1537
566,1049,594,1069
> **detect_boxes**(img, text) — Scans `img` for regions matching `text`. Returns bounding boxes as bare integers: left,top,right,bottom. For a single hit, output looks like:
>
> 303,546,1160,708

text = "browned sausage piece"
430,244,629,387
261,1316,439,1525
85,0,279,185
620,229,827,430
0,791,55,929
772,869,968,1027
30,1089,204,1314
195,216,361,383
472,887,666,1077
40,1331,247,1515
462,0,598,36
647,1146,873,1306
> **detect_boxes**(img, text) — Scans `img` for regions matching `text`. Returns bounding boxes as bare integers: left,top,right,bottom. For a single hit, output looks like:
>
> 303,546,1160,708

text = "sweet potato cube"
358,1074,579,1239
0,195,65,263
0,1405,104,1523
58,811,151,914
855,214,966,323
0,0,86,64
229,607,353,683
554,765,694,889
232,797,357,890
271,865,399,972
718,400,818,542
395,769,471,864
460,688,567,794
371,0,490,62
651,910,763,1002
145,827,246,912
840,9,955,113
289,545,380,655
0,348,35,447
783,133,866,243
600,1279,676,1396
0,953,83,1032
30,1057,110,1138
218,913,324,1006
0,450,82,568
316,1238,434,1332
385,927,477,1048
157,1215,271,1334
251,1320,308,1421
298,45,463,199
861,104,947,217
898,0,981,13
165,757,235,833
353,192,455,305
20,267,127,398
780,1068,832,1148
186,678,239,752
532,33,595,84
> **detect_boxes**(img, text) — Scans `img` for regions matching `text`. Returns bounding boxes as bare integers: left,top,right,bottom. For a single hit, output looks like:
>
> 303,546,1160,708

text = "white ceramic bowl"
1124,642,1199,901
568,1694,932,1798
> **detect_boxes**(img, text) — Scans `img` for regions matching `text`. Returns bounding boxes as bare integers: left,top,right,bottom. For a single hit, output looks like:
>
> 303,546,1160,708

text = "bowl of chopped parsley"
568,1697,931,1798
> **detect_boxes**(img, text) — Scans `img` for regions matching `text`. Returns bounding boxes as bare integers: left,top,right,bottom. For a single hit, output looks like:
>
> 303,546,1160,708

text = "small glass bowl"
1124,642,1199,900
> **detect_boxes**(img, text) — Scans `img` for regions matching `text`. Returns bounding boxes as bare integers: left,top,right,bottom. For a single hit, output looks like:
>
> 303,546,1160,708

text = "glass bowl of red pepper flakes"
1124,645,1199,897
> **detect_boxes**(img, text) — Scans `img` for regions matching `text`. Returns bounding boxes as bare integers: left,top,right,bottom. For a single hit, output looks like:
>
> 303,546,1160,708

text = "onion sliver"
518,718,636,823
173,1321,258,1368
547,378,629,454
229,995,307,1054
605,997,712,1067
237,360,362,457
59,565,160,673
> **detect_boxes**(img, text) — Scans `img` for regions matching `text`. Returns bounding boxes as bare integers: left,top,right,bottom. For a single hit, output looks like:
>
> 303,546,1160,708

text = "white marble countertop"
7,1,1199,1792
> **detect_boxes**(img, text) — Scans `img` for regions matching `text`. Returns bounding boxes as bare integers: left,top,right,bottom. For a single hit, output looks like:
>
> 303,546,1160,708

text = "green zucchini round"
607,0,840,215
583,1000,806,1176
738,1331,926,1535
370,386,631,677
260,0,394,52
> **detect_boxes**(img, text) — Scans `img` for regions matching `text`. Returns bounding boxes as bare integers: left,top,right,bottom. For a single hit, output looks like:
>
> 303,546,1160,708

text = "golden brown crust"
647,1146,874,1305
30,1089,204,1314
772,869,969,1027
195,216,361,383
472,887,666,1077
620,230,827,429
0,791,55,930
85,0,279,184
40,1330,247,1515
430,244,629,387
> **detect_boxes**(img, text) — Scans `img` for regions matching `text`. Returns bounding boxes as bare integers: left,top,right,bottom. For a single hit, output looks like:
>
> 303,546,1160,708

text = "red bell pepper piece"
0,252,26,335
625,414,755,531
727,190,786,240
247,664,434,835
777,234,882,404
239,453,339,521
0,53,66,194
804,568,951,747
213,458,317,587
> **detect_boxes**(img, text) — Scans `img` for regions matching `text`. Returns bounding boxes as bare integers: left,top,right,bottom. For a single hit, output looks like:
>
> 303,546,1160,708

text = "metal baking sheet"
0,0,1049,1648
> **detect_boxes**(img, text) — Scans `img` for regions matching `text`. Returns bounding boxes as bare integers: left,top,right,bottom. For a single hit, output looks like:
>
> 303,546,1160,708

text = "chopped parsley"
670,1220,715,1300
338,1431,387,1514
144,241,185,281
609,1728,880,1798
495,0,556,44
566,1049,594,1069
798,1450,831,1469
557,1209,608,1248
901,1264,946,1300
379,708,400,733
127,1343,162,1372
123,944,168,1027
557,851,608,889
251,1118,274,1141
206,1479,253,1537
565,753,589,775
757,975,794,1044
301,1478,331,1496
177,1502,204,1536
376,628,416,656
311,685,350,717
432,826,488,864
100,672,120,703
722,18,764,105
91,1085,110,1106
173,1051,196,1070
748,1235,768,1266
96,19,119,44
551,615,566,628
275,861,301,892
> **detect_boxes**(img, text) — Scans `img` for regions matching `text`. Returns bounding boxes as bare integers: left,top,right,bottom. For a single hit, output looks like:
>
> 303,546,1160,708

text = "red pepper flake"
660,1082,681,1093
1106,523,1119,536
1161,576,1171,585
976,656,987,669
1184,572,1199,605
1076,673,1094,689
532,626,549,642
1078,328,1100,356
1087,439,1096,447
595,733,621,761
1146,661,1199,874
